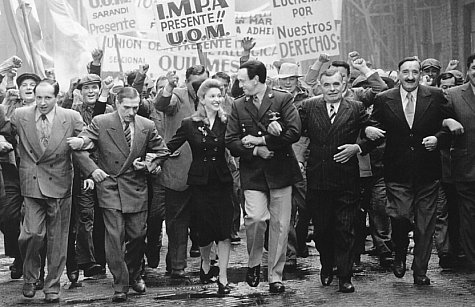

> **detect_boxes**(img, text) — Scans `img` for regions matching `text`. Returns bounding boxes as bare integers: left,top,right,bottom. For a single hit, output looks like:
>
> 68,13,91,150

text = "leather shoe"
414,275,431,285
338,279,355,293
217,279,231,295
131,278,146,293
67,270,79,284
22,283,36,298
10,258,23,279
320,273,333,286
380,253,394,268
171,269,187,279
112,292,127,302
269,282,285,293
190,246,201,258
246,265,260,287
35,277,45,290
392,258,406,278
80,263,104,277
44,293,60,303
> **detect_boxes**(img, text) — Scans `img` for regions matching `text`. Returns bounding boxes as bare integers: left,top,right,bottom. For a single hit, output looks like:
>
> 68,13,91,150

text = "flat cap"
421,58,441,70
77,74,101,90
16,73,41,88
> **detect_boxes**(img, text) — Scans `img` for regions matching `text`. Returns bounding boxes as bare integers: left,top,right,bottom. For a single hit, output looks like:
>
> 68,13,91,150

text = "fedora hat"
275,62,302,79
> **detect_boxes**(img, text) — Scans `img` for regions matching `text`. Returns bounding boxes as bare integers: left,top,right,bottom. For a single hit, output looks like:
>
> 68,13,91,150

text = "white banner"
271,0,340,61
84,0,138,36
154,0,235,49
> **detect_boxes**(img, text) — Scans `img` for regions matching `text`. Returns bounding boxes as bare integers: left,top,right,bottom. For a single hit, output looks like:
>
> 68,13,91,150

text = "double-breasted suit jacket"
446,83,475,182
12,106,83,199
75,111,169,213
225,87,302,191
166,116,232,186
299,96,373,191
371,85,453,184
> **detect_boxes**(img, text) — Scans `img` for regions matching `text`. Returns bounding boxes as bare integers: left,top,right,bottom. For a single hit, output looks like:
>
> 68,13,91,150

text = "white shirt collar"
326,100,341,114
400,86,418,108
35,106,56,122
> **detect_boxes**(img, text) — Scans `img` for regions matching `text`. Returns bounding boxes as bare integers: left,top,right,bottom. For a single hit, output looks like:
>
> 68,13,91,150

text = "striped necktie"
124,122,131,147
329,104,336,124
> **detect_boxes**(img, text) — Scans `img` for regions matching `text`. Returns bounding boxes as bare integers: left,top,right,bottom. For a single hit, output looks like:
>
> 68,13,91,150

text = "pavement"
1,226,475,306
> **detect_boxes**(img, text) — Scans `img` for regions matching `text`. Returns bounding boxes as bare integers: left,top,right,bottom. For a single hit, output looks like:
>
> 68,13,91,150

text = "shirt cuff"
261,136,266,145
356,144,362,154
98,95,108,103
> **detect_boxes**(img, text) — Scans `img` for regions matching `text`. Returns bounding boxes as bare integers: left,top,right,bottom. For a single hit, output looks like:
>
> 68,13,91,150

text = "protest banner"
84,0,138,36
271,0,340,62
154,0,235,49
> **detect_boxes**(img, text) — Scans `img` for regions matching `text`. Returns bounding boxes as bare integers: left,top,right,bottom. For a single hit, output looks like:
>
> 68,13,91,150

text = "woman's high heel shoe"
217,279,231,295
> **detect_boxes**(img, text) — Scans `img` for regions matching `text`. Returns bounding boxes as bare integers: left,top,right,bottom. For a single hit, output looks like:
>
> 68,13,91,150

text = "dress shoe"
10,258,23,279
414,275,431,285
269,282,285,293
131,278,146,293
320,273,333,286
200,262,219,284
217,279,231,295
67,270,79,284
112,292,127,302
190,245,201,258
147,257,159,269
230,234,241,245
44,293,60,303
246,265,260,287
338,279,355,293
170,269,186,279
35,277,45,290
80,263,104,277
297,248,309,258
392,257,406,278
22,283,36,298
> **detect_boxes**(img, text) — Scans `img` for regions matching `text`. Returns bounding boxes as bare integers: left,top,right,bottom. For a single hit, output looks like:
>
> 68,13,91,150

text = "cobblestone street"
1,227,475,306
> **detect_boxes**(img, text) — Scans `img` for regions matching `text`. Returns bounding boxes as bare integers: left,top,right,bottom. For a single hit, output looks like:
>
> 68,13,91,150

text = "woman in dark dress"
166,79,233,294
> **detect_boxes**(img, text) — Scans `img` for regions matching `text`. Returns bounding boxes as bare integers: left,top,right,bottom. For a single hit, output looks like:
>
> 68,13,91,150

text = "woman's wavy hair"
192,78,227,125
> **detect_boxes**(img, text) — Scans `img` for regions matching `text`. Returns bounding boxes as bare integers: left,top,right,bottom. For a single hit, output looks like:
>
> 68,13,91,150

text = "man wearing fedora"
275,62,311,267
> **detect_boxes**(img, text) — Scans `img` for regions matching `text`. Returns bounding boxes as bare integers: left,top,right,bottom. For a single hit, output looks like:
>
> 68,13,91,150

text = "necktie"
329,104,336,124
124,122,131,147
405,92,415,128
253,96,261,110
40,114,49,148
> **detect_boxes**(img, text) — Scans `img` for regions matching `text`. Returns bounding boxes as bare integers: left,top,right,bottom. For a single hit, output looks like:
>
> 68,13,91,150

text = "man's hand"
443,118,464,135
45,68,55,80
83,179,95,191
365,126,386,140
422,136,438,151
446,60,459,71
267,121,282,136
165,70,179,90
6,67,17,80
420,75,433,86
241,135,262,147
66,137,84,150
255,146,274,160
91,49,103,65
333,144,360,163
318,53,330,63
242,37,256,52
348,51,360,62
91,169,109,183
139,64,149,75
102,76,114,91
0,141,13,153
133,157,147,171
352,58,370,73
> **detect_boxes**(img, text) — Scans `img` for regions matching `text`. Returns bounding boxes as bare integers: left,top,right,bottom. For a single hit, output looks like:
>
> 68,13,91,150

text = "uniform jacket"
300,96,373,190
11,105,83,199
225,87,302,191
371,85,454,184
75,111,169,213
446,83,475,182
167,116,232,186
154,86,195,191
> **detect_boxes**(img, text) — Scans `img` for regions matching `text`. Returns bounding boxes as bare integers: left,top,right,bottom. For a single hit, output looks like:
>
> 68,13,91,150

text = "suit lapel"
106,112,129,158
243,96,259,122
258,87,273,120
387,87,410,129
461,83,475,114
413,85,432,128
313,100,332,139
41,108,68,160
20,107,43,161
119,117,147,174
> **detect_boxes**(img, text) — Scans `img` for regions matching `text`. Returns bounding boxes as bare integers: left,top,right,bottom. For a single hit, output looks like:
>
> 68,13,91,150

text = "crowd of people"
0,36,474,303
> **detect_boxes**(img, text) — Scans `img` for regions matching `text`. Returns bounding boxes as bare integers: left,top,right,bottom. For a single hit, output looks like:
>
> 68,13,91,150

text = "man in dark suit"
299,68,374,293
367,57,456,285
68,87,169,302
443,53,475,269
11,79,84,303
225,60,302,293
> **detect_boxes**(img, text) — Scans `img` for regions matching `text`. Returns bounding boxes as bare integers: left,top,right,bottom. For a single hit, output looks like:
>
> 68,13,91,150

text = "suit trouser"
19,196,71,294
102,209,147,293
0,163,23,259
287,178,306,261
145,175,165,265
454,181,475,265
165,187,192,271
307,188,358,279
386,180,439,277
244,186,292,283
367,177,392,256
434,185,450,257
